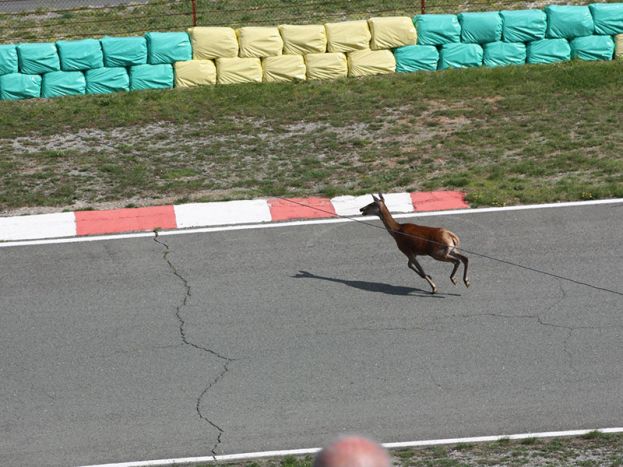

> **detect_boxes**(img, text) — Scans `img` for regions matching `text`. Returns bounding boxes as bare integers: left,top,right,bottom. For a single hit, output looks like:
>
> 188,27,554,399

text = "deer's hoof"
464,279,471,288
451,277,457,285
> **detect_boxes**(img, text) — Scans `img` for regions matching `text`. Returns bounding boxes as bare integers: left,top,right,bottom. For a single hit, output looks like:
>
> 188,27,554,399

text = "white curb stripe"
331,192,414,216
0,212,75,241
81,427,623,467
173,199,272,228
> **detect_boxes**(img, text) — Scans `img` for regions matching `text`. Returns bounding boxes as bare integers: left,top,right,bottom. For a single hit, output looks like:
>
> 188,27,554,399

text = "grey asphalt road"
0,0,146,13
1,203,622,466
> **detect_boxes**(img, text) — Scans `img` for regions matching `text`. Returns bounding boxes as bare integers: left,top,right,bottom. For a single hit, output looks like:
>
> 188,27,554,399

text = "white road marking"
1,198,621,249
174,199,272,229
81,427,623,466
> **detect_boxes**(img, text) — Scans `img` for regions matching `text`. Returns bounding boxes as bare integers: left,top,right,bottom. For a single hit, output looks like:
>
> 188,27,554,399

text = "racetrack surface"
1,202,622,466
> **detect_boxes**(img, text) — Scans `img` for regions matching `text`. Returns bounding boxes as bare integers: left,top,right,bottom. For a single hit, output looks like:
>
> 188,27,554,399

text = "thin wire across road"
275,196,623,297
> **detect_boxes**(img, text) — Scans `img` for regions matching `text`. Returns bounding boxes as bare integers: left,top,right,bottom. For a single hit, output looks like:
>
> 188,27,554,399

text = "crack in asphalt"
539,281,578,374
196,360,232,456
447,282,623,377
421,362,445,391
153,231,234,458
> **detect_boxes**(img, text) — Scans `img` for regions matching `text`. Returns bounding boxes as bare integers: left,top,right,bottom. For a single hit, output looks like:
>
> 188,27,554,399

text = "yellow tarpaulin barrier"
305,52,348,80
174,60,216,87
616,35,623,59
188,27,238,59
368,17,417,50
238,27,284,58
216,57,262,84
279,24,327,55
325,20,371,53
263,55,306,82
347,49,396,77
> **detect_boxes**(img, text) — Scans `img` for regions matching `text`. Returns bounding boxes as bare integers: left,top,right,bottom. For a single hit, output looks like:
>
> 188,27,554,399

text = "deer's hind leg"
431,246,466,287
452,251,470,287
448,257,461,285
408,256,437,294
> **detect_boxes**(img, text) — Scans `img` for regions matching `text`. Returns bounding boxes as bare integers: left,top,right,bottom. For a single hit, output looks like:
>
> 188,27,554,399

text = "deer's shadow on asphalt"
292,270,461,298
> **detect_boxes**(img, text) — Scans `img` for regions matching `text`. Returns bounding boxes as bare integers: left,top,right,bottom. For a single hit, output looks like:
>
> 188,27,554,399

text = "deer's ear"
372,194,379,202
378,193,385,201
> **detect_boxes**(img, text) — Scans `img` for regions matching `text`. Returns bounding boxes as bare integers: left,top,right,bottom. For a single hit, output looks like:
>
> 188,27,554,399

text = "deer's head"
360,193,385,216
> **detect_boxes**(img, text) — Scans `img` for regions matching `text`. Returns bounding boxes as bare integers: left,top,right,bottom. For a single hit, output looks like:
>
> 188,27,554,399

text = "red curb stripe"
410,191,469,212
75,205,177,236
268,197,337,221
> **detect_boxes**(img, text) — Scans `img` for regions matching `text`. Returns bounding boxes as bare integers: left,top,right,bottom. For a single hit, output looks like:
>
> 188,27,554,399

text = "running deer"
360,193,470,294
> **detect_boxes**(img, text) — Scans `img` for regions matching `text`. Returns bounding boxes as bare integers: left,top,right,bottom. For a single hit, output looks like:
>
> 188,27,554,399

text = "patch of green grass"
395,448,415,460
1,59,622,214
519,437,537,445
582,430,609,440
284,455,314,467
161,168,200,180
431,446,449,458
541,438,564,453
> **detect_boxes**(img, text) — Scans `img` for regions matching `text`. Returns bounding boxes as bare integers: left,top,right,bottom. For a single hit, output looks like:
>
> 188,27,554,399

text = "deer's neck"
378,205,401,237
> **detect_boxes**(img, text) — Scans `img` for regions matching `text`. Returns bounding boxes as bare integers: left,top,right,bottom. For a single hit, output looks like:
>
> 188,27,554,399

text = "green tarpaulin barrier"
438,43,483,70
57,39,103,71
41,70,86,98
85,67,129,94
545,5,594,39
145,32,192,64
394,45,439,72
500,10,547,43
0,73,41,100
0,44,18,75
458,11,502,44
483,41,526,67
527,38,571,64
101,36,147,67
589,3,623,35
571,35,615,61
415,14,461,45
17,43,60,75
129,63,173,91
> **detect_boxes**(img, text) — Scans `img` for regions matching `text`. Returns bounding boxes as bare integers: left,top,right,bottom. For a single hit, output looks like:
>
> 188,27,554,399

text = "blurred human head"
313,435,391,467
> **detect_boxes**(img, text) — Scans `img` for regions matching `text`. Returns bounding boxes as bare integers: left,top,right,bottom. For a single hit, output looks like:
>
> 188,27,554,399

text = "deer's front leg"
408,257,437,294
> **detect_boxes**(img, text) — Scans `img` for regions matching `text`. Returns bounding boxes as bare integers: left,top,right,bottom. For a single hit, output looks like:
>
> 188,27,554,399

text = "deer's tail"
448,231,461,250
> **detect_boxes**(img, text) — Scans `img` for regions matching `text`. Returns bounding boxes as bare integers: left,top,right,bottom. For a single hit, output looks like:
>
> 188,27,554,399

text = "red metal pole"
192,0,197,27
421,0,426,14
